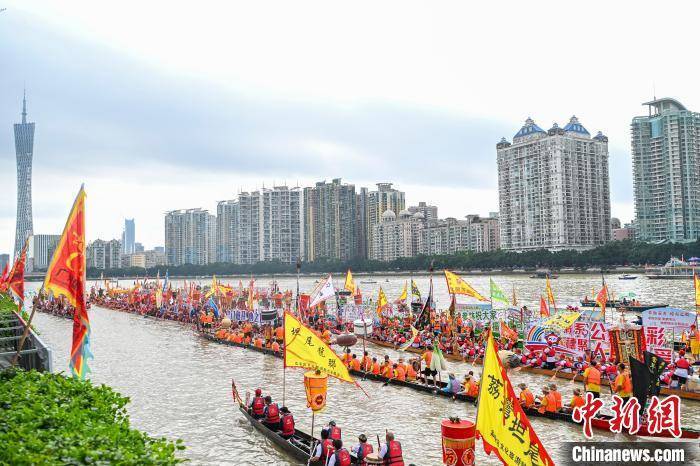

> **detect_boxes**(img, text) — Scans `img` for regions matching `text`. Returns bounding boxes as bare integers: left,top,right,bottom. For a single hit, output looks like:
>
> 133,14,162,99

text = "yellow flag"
283,312,355,384
694,271,700,309
543,311,580,330
397,282,407,303
545,276,556,306
476,332,555,466
376,287,388,317
344,269,355,294
444,270,488,301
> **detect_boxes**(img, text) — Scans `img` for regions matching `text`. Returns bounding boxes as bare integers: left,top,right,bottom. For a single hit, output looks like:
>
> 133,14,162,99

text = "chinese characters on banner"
283,312,355,384
563,321,589,354
643,326,672,362
457,303,496,323
476,333,555,466
589,322,610,359
573,394,682,438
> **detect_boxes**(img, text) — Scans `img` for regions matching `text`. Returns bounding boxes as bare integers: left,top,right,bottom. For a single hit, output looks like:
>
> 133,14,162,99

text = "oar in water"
550,367,561,381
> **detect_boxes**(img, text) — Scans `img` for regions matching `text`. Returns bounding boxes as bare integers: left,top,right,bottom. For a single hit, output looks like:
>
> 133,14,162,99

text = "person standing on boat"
690,324,700,359
310,429,335,465
441,373,461,395
327,439,352,466
262,396,280,430
543,343,557,370
279,407,294,439
583,360,602,399
249,388,265,419
613,363,632,404
378,432,404,466
351,434,374,466
421,347,436,386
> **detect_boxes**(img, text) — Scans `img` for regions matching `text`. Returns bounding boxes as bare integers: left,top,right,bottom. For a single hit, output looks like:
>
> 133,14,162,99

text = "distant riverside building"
87,239,122,269
216,186,301,265
304,179,357,261
30,234,60,270
0,254,9,272
356,187,369,259
497,116,611,251
134,242,144,253
408,202,438,221
632,98,700,242
14,92,34,259
370,211,500,262
164,208,215,266
120,249,165,269
122,219,135,255
363,183,405,259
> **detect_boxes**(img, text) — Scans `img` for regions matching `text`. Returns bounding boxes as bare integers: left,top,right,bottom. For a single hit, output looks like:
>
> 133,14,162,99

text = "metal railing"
0,310,53,372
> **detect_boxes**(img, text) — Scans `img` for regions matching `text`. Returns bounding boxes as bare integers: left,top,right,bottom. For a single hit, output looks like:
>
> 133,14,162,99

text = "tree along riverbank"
68,239,698,279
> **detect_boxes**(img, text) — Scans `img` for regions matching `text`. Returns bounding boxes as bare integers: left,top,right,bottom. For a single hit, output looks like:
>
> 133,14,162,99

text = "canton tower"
13,91,34,259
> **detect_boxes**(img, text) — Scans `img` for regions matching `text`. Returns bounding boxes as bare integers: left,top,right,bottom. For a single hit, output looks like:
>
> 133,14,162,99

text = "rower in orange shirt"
567,388,585,412
406,360,417,381
383,363,395,380
395,363,406,381
275,325,284,342
361,351,372,372
517,383,535,408
350,354,361,371
341,350,352,367
371,357,381,375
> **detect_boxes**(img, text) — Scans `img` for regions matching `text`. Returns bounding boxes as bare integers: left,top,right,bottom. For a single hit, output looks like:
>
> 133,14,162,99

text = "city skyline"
2,2,700,254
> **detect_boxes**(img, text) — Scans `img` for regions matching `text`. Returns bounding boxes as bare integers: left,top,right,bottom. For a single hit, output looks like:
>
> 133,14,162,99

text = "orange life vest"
395,365,406,381
551,390,563,410
520,389,535,408
570,395,585,409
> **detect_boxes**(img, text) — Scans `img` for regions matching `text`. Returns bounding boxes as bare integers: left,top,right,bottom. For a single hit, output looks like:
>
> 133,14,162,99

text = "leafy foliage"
85,239,700,277
0,369,185,465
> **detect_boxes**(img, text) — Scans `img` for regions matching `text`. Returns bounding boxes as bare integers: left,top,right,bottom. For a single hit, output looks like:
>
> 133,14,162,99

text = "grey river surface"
26,274,700,465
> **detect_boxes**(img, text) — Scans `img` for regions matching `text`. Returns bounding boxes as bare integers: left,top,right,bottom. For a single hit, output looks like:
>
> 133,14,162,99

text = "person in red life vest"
328,439,352,466
310,429,335,465
378,431,404,465
262,395,280,430
279,406,295,439
249,388,265,419
352,434,375,466
673,349,692,388
325,420,342,441
604,360,619,383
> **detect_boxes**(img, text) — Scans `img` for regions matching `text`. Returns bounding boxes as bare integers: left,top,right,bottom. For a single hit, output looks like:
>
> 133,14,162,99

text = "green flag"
489,278,510,305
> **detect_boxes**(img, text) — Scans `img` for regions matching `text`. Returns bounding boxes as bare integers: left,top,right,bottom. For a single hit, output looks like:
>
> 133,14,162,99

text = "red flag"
595,285,608,317
539,296,550,317
5,241,28,303
43,187,89,378
0,262,9,287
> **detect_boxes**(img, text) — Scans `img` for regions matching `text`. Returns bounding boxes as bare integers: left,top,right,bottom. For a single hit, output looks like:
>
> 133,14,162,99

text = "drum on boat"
353,318,373,336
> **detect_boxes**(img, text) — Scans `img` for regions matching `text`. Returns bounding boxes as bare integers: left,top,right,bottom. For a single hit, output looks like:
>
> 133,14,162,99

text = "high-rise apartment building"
363,183,405,259
14,92,34,259
86,239,122,269
356,187,369,259
304,179,357,261
30,234,61,270
370,211,500,261
217,200,239,263
122,219,135,254
497,116,611,251
632,98,700,242
164,208,214,266
217,187,302,265
408,202,438,221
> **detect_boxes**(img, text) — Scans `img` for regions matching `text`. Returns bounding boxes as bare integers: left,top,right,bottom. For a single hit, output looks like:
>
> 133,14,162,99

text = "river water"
26,274,700,465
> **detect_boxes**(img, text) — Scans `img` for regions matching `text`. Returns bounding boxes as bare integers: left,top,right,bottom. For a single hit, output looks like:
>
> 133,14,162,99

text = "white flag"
309,274,336,308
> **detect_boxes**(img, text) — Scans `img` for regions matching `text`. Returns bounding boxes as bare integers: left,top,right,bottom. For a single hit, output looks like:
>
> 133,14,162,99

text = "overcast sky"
1,1,698,253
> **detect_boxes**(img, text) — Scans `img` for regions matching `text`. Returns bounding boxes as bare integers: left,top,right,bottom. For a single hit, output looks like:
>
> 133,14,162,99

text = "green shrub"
0,369,185,465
